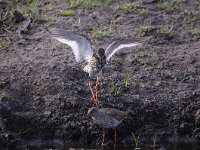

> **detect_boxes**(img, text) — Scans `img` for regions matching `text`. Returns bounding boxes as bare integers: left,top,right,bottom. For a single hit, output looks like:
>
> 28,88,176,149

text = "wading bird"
87,107,128,146
47,28,150,105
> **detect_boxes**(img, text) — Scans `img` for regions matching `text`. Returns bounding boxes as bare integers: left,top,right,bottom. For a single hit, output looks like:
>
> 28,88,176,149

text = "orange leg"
88,79,97,105
114,129,117,146
102,128,105,146
95,79,99,105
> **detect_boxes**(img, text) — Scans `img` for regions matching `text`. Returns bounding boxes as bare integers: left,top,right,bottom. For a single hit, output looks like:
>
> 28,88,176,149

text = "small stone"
193,89,200,96
70,122,76,128
43,111,51,117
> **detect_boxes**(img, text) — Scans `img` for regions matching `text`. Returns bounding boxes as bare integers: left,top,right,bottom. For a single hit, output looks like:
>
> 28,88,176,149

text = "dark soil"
0,0,200,149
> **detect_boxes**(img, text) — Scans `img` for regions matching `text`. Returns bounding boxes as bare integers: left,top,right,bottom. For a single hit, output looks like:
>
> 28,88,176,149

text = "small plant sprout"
16,0,39,18
136,20,152,37
46,18,56,27
81,1,95,8
184,12,196,23
46,4,54,11
91,22,112,38
111,82,121,96
118,5,134,12
132,133,141,149
0,90,8,101
136,50,149,57
0,10,14,32
38,9,45,20
60,10,73,16
191,28,200,36
65,0,78,8
159,24,174,36
123,72,132,89
154,61,162,69
160,1,177,12
0,40,5,49
65,0,113,9
151,134,157,150
137,26,151,36
134,6,149,15
118,5,149,15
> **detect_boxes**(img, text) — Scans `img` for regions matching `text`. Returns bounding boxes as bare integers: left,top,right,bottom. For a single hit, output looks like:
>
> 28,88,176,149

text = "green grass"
151,134,157,150
158,24,174,36
0,11,9,23
136,50,149,57
111,82,121,96
136,26,151,36
134,7,149,15
123,72,132,89
118,5,149,15
0,10,14,32
46,4,55,10
184,12,196,23
46,18,56,27
91,28,111,38
154,61,162,69
97,0,113,9
190,28,200,36
159,1,177,12
91,21,112,38
64,0,78,8
60,10,73,16
132,133,141,149
118,5,134,12
38,9,45,20
78,0,95,8
16,0,39,18
0,91,8,101
64,0,112,9
0,40,6,49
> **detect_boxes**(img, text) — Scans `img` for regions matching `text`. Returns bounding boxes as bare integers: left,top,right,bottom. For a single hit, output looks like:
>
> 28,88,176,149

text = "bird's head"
86,107,99,117
98,48,105,58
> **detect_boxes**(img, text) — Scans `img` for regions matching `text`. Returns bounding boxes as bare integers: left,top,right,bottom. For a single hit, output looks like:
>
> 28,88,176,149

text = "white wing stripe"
54,37,81,61
48,28,94,63
105,42,142,61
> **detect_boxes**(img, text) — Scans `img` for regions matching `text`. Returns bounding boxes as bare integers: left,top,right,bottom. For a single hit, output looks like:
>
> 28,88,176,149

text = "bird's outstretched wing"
105,37,151,61
47,28,94,62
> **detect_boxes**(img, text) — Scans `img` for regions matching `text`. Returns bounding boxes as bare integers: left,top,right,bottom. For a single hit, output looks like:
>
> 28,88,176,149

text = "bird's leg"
114,129,117,146
88,79,97,105
102,128,105,146
95,78,99,105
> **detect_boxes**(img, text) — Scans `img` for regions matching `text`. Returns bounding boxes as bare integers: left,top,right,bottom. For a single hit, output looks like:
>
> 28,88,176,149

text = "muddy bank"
0,0,200,149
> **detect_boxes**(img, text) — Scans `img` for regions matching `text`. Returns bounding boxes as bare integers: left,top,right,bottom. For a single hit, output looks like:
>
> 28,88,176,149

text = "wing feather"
105,37,151,61
47,28,94,62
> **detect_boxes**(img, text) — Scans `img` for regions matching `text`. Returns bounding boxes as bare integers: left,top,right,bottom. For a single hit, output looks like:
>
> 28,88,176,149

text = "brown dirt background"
0,0,200,149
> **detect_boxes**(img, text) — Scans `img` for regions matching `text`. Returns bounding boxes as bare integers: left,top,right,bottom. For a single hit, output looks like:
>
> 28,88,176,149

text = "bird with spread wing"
47,28,150,105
